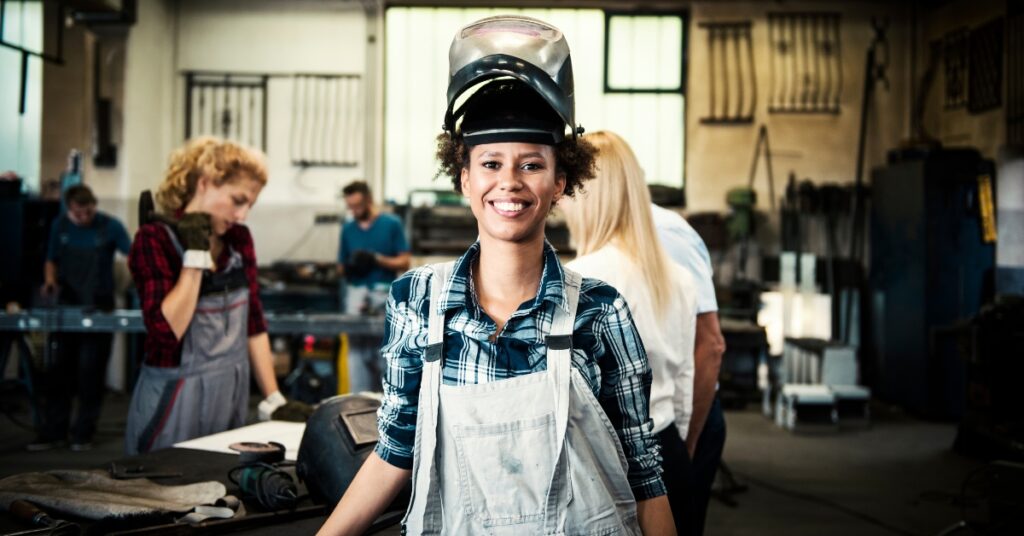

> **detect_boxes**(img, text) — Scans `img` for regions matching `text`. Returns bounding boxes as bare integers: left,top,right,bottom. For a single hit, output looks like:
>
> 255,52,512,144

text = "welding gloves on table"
257,391,314,423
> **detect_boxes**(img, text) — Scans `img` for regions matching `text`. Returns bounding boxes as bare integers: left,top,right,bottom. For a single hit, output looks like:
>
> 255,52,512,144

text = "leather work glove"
257,391,287,421
271,400,315,423
177,212,215,270
178,212,213,251
257,391,314,422
345,249,377,279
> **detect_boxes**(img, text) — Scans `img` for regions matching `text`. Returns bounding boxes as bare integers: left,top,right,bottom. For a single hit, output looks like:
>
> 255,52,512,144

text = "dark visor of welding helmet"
458,80,565,146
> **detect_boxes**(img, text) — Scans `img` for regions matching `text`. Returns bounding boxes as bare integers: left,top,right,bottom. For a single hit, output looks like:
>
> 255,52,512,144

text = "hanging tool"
844,18,888,344
747,125,777,211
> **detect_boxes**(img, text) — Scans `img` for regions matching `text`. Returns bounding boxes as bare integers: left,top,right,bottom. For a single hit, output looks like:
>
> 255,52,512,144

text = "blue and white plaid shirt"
374,241,666,500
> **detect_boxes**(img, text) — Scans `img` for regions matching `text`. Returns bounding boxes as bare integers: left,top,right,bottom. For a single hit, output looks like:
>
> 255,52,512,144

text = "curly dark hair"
435,133,598,197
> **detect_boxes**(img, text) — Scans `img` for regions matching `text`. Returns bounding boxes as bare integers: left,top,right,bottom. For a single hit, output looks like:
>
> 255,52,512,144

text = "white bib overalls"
402,262,641,535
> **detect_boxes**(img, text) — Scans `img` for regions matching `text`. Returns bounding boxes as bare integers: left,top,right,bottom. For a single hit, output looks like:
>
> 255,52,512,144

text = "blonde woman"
125,137,289,455
562,130,698,533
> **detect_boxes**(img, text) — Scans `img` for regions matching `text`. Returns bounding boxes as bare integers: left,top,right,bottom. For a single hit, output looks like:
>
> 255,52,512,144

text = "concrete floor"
705,403,981,536
0,390,988,535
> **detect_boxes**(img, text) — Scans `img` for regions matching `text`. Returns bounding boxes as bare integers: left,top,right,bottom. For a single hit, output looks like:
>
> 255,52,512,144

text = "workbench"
0,445,402,535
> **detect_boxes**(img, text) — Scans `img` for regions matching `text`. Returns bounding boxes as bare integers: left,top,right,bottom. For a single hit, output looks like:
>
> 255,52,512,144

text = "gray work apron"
124,225,251,455
403,262,641,535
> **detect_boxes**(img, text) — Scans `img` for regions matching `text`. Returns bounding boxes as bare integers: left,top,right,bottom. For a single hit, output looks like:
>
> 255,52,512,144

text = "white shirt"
567,244,697,438
650,204,718,314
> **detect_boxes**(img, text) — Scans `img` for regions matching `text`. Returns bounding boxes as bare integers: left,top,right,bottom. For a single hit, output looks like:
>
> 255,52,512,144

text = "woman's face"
460,142,565,246
188,175,263,236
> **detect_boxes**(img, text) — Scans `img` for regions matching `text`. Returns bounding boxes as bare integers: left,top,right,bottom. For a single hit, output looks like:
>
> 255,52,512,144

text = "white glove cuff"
264,391,286,407
257,391,287,421
182,250,215,270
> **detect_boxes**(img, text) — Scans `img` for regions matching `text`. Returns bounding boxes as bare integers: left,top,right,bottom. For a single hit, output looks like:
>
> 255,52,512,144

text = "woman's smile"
488,198,532,217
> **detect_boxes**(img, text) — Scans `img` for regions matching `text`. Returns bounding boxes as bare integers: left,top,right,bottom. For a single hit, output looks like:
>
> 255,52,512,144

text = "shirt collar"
437,240,569,316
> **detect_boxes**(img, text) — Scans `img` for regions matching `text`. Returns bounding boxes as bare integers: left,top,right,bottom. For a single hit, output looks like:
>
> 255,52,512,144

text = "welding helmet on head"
444,15,583,145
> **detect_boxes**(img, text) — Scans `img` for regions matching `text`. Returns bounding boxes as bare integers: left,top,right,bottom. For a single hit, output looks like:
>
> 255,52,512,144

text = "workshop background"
2,0,1023,535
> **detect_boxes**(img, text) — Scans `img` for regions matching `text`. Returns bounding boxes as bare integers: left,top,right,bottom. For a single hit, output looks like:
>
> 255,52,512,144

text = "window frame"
602,10,689,95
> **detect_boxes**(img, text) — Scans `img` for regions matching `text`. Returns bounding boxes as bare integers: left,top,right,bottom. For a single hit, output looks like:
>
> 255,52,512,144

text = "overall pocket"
452,412,556,525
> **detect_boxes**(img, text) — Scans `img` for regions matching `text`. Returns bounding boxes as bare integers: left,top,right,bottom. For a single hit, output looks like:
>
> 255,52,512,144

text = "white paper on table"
174,421,307,461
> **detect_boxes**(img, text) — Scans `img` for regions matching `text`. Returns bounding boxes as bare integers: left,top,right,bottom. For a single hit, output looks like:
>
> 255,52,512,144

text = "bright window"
384,7,686,203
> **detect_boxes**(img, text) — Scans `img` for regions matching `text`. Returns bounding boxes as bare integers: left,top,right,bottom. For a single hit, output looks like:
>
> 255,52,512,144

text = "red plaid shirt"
128,222,267,367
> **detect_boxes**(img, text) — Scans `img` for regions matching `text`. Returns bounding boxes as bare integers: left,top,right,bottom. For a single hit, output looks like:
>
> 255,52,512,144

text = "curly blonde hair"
155,136,268,214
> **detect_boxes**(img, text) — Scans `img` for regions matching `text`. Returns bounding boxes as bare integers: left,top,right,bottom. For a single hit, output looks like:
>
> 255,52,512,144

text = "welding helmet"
444,15,582,145
296,393,410,508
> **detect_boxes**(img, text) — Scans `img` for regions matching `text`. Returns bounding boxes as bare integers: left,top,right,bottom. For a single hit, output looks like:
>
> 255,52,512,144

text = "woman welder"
319,15,675,535
125,137,291,455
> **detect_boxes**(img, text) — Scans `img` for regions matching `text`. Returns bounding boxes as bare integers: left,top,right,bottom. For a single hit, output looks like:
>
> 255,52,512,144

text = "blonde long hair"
565,130,674,314
155,136,268,214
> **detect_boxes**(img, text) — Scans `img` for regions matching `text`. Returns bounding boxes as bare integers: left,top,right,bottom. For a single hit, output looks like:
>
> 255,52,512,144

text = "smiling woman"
320,14,676,536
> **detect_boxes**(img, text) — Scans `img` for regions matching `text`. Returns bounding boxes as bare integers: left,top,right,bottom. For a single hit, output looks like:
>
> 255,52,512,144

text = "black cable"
732,469,925,536
957,461,1024,535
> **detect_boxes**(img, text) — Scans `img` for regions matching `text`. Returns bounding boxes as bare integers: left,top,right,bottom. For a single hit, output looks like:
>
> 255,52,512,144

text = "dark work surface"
0,447,402,535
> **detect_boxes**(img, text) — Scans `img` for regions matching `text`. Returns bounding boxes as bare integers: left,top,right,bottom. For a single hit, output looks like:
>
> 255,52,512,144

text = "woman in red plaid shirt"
124,137,289,455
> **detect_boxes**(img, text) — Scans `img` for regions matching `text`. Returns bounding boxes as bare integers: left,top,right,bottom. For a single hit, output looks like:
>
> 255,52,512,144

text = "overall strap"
405,261,454,534
548,267,581,457
159,222,184,257
543,267,582,534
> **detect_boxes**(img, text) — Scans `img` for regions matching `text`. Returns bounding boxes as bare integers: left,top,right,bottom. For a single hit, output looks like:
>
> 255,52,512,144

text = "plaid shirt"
128,222,267,367
375,241,666,501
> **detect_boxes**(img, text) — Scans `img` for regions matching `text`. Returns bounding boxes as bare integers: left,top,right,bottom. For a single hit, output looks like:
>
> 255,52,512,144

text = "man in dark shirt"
30,185,131,451
336,181,410,393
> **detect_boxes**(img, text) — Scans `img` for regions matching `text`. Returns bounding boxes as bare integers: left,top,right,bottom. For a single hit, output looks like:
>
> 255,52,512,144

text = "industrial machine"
870,148,996,419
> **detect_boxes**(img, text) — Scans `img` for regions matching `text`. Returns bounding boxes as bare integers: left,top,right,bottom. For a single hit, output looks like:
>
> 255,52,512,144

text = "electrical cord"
954,461,1024,536
731,469,925,536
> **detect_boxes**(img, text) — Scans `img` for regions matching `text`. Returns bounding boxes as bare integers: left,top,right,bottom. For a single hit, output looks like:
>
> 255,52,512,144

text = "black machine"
296,394,410,512
954,296,1024,461
0,192,60,309
870,148,996,419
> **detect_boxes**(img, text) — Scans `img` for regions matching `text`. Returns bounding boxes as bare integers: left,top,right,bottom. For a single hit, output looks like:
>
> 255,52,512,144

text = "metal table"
0,309,385,431
0,309,384,337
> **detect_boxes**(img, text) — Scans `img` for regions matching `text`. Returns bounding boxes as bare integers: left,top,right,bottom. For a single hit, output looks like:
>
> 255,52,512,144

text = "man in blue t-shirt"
337,181,410,392
30,184,131,452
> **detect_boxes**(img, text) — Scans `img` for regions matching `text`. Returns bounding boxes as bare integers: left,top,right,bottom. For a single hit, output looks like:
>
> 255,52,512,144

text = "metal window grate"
699,21,755,124
767,12,842,114
967,17,1003,114
290,74,362,168
943,28,968,109
1009,7,1023,146
184,72,268,150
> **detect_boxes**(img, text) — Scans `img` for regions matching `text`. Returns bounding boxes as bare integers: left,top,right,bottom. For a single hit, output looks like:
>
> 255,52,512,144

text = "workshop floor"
0,391,982,536
705,402,980,536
